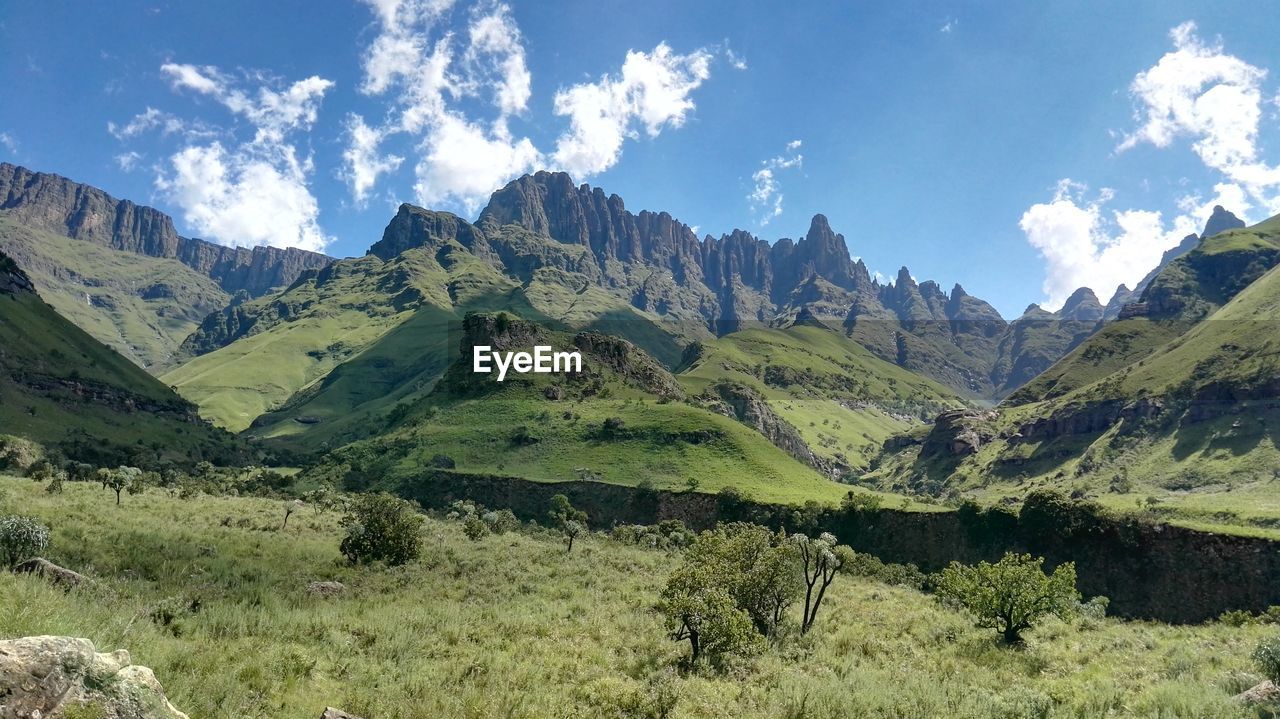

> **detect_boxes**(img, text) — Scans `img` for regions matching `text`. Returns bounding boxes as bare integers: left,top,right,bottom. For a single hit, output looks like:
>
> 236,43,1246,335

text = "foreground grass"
0,476,1271,718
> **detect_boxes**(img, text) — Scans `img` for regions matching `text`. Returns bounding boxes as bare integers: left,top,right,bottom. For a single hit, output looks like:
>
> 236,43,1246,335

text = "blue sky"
3,1,1279,318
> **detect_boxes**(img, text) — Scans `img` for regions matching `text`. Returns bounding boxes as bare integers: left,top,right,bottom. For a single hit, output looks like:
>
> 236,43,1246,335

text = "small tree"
463,515,490,541
935,552,1079,644
562,519,584,551
0,515,50,567
339,493,424,566
790,532,855,633
548,494,587,550
103,466,140,505
281,499,304,530
658,562,762,664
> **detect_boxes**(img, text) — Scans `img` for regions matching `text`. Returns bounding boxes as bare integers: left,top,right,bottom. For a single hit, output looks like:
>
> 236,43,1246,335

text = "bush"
463,515,490,541
0,515,50,566
339,493,424,566
935,552,1080,644
483,509,519,534
1254,635,1280,684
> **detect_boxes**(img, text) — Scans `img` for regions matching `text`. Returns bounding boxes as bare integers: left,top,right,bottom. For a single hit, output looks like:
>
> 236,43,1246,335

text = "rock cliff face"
0,163,331,296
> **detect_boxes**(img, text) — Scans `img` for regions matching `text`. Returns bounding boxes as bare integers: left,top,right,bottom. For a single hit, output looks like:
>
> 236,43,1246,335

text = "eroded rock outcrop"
0,635,188,719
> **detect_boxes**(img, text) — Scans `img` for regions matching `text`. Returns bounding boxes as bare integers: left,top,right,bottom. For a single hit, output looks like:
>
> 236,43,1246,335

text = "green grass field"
1,476,1274,718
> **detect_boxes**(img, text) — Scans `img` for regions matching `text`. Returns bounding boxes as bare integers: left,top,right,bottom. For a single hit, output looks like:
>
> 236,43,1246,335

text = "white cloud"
341,115,404,206
347,1,723,212
114,64,336,251
725,47,748,71
552,43,713,177
941,19,957,33
749,140,803,225
412,113,540,212
1022,22,1280,309
115,151,143,172
156,142,330,252
348,0,541,210
1020,180,1199,309
1117,21,1280,218
107,107,204,141
0,132,17,155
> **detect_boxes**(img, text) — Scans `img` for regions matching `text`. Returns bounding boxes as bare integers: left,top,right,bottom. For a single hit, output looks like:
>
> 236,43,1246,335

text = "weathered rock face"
306,580,346,597
320,708,365,719
0,635,189,719
0,163,331,297
924,408,998,456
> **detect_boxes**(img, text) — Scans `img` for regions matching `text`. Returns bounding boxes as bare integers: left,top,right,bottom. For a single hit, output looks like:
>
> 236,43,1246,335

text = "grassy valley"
2,476,1276,718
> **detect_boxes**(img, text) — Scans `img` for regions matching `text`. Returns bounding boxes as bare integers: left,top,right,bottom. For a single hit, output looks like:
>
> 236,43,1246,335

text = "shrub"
935,552,1080,644
339,493,424,566
1254,635,1280,684
0,515,50,566
483,509,519,534
428,454,456,469
463,515,490,541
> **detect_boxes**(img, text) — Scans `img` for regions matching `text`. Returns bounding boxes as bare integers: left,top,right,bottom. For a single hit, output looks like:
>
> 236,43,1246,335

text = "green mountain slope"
0,215,229,369
678,315,964,473
0,251,247,466
870,214,1280,533
167,205,710,436
306,313,919,506
1009,214,1280,406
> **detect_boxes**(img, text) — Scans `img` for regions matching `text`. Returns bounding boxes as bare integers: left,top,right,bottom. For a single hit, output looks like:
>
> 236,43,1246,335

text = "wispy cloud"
749,139,803,226
0,132,17,155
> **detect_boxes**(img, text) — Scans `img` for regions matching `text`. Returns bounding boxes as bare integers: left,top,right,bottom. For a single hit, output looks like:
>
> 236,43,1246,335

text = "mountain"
0,250,249,467
1103,205,1245,320
0,163,332,368
871,211,1280,526
988,288,1104,397
478,172,1016,397
304,312,875,505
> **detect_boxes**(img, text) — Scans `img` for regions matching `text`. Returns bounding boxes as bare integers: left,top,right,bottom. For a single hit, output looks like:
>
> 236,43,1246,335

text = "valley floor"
0,476,1273,718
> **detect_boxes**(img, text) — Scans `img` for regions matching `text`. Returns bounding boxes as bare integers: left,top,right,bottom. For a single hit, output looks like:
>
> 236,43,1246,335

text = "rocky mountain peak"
1202,205,1245,239
369,204,484,261
1058,287,1103,322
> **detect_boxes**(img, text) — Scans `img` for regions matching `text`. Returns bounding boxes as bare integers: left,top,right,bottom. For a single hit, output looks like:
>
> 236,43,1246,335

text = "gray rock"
306,581,346,597
1233,679,1279,705
0,635,189,718
11,558,89,589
